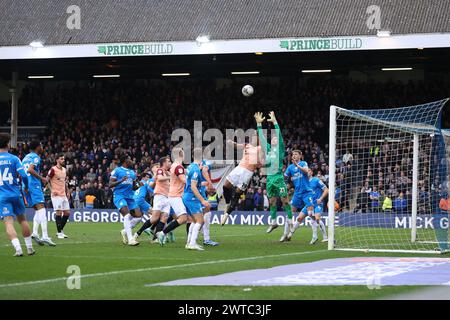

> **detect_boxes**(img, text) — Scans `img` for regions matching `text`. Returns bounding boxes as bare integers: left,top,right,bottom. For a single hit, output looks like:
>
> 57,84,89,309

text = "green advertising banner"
279,38,363,51
97,43,174,56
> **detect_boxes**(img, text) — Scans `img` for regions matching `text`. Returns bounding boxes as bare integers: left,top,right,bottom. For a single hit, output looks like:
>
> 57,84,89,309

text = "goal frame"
327,105,445,254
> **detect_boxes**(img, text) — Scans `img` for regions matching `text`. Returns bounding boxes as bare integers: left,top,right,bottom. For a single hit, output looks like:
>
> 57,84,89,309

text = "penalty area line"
0,249,327,288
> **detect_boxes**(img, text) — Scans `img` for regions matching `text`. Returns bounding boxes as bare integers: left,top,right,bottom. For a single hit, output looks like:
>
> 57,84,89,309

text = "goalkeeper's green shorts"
266,174,288,198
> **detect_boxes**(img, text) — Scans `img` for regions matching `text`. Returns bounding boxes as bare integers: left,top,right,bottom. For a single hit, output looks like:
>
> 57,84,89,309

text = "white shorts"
51,196,70,211
169,196,187,216
226,166,254,190
153,194,170,213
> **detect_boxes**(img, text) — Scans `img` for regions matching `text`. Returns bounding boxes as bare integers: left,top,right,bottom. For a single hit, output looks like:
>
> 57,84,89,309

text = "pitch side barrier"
22,209,449,229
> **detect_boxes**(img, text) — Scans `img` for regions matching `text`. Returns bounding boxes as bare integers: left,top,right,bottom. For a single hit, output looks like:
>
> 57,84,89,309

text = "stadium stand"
3,77,449,210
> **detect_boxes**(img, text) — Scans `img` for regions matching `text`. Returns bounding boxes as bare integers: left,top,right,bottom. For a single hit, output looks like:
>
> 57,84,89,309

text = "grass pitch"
0,222,433,300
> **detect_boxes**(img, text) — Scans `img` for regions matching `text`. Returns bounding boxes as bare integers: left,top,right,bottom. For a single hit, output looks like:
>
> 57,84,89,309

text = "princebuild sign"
1,33,450,60
97,43,174,56
279,38,363,51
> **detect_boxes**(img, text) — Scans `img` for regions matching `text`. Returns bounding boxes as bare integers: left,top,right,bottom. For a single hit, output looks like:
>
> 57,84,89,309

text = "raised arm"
267,111,284,151
254,112,269,153
276,123,284,151
227,140,245,150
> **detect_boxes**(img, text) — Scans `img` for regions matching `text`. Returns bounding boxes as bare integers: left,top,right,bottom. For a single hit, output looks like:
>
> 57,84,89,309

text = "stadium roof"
1,0,450,46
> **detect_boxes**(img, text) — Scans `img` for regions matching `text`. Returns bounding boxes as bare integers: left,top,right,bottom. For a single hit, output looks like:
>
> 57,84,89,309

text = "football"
242,85,254,97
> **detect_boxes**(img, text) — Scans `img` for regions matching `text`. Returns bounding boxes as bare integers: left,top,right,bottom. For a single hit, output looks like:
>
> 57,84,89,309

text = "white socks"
283,219,291,235
130,217,141,229
290,217,326,239
38,208,48,239
189,223,202,246
187,223,195,244
203,212,211,241
123,214,133,241
11,238,22,253
318,219,327,238
311,220,318,239
32,208,48,239
24,236,33,249
32,211,40,236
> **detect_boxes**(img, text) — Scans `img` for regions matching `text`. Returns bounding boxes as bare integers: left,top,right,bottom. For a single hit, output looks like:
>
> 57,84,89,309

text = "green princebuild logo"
280,38,363,51
98,43,174,56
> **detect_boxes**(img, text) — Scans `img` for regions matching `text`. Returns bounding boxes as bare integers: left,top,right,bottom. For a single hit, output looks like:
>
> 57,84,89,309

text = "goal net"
328,99,449,254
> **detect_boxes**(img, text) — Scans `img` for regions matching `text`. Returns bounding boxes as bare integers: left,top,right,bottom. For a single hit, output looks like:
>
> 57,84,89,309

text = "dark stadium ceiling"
1,0,449,46
0,48,449,81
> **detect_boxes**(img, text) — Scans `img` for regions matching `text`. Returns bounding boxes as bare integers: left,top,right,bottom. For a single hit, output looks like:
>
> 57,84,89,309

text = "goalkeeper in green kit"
255,111,294,242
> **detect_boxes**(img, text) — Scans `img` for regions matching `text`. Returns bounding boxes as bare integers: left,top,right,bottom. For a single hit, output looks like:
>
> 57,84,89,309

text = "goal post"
328,99,449,254
411,133,419,243
435,129,450,249
328,105,337,250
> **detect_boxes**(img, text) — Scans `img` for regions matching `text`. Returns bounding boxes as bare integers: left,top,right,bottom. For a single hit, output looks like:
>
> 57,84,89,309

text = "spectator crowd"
3,76,449,213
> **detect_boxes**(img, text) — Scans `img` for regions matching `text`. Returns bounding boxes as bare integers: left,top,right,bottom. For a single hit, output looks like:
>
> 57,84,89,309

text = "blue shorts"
135,198,151,213
0,197,26,219
301,201,324,215
114,196,137,210
25,185,44,207
291,192,314,209
182,195,203,216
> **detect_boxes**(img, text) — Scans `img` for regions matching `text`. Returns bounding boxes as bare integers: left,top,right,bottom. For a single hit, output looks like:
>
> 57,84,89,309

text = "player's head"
119,154,133,168
307,168,314,178
292,150,302,162
29,140,43,154
0,133,10,149
151,163,160,176
56,153,65,166
159,156,172,170
171,147,184,163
